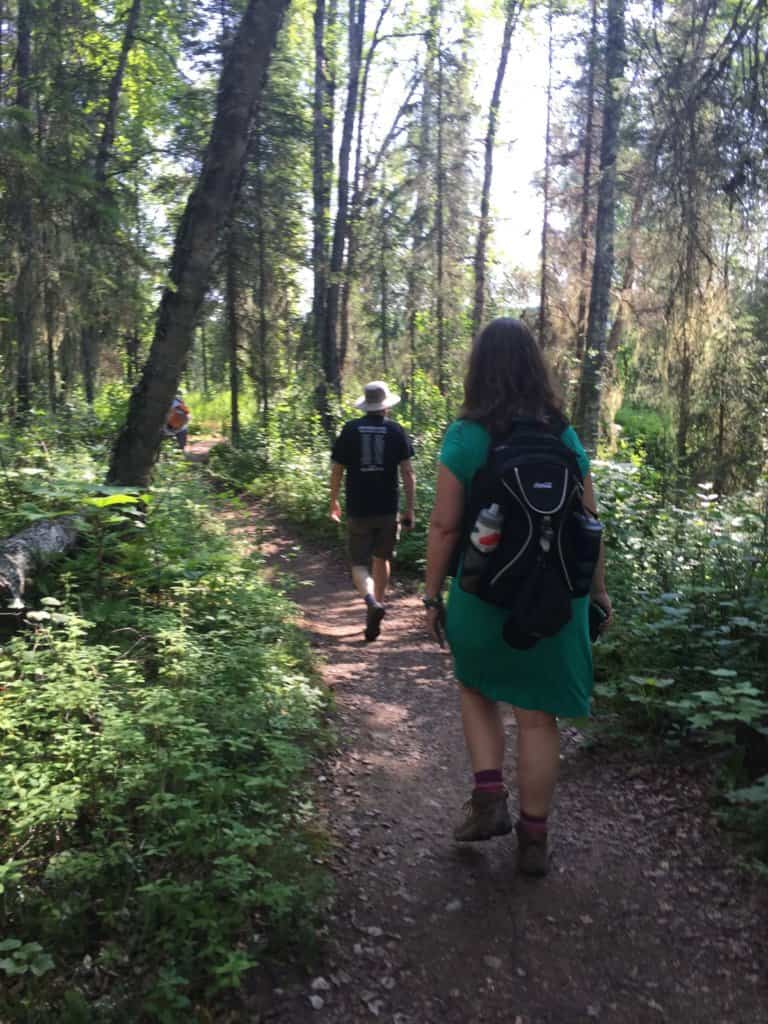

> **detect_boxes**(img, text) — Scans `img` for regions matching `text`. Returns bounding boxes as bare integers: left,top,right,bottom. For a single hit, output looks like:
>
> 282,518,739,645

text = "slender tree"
574,0,598,360
574,0,625,454
472,0,523,338
108,0,291,486
312,0,337,427
538,0,554,349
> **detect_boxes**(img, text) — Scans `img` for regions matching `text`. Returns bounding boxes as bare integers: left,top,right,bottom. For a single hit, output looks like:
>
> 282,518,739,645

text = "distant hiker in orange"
329,381,416,642
163,393,190,450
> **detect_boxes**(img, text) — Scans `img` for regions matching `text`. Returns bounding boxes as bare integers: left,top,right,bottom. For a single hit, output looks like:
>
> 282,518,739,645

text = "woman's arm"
424,464,465,644
582,473,612,625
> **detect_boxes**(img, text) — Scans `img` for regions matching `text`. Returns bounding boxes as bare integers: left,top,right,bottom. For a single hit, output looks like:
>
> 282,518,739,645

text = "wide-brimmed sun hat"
354,380,401,412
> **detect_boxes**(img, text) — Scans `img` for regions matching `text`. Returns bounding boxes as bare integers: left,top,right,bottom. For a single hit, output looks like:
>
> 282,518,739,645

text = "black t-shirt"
331,414,414,518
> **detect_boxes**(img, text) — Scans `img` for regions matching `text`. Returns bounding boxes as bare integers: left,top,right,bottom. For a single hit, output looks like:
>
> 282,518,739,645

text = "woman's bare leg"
513,707,560,817
460,686,505,773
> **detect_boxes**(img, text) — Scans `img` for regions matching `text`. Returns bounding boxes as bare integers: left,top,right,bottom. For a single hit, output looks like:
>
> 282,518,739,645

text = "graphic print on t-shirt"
359,425,386,472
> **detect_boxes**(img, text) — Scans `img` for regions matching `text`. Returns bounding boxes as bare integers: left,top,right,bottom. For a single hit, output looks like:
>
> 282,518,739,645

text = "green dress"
441,419,593,718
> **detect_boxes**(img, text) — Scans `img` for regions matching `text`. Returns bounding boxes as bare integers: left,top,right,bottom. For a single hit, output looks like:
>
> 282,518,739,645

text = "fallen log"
0,517,80,609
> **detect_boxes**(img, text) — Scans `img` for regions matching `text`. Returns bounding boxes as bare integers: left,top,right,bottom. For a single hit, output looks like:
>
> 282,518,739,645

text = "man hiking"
330,381,415,642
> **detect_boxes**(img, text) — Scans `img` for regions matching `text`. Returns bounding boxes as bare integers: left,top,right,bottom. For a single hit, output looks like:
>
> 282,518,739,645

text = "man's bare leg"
351,564,375,600
372,557,391,605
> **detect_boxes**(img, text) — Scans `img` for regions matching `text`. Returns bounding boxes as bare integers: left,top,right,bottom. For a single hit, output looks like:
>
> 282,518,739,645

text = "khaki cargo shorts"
347,514,399,565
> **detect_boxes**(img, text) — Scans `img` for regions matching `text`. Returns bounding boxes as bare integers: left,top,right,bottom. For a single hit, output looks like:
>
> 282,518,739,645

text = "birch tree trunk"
574,0,626,455
324,0,366,406
432,0,447,394
108,0,290,486
81,0,143,404
0,518,79,609
312,0,337,429
14,0,35,417
538,2,554,348
574,0,598,361
471,0,522,339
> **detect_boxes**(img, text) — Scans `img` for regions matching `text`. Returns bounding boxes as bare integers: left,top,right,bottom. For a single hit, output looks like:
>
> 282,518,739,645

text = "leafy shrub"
0,465,330,1020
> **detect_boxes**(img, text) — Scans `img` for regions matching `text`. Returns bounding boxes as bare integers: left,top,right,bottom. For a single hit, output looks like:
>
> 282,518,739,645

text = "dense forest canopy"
0,0,766,489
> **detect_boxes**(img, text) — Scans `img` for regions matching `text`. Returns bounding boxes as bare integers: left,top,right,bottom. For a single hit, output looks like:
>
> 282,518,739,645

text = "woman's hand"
423,600,446,648
329,499,342,523
590,588,613,630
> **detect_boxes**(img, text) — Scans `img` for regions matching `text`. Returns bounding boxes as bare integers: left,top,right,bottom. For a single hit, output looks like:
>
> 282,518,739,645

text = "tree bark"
324,0,365,404
432,0,446,394
312,0,337,429
574,0,598,360
472,0,522,339
340,0,393,371
108,0,290,486
253,121,270,426
95,0,142,187
226,227,241,448
574,0,625,455
538,1,554,348
0,518,79,609
81,0,143,403
14,0,35,417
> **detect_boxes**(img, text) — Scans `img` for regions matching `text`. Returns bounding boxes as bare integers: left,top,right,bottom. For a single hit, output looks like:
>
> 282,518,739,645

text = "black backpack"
458,416,603,649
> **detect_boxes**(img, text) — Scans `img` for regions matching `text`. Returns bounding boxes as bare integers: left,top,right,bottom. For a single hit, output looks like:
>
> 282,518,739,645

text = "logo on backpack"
458,417,602,649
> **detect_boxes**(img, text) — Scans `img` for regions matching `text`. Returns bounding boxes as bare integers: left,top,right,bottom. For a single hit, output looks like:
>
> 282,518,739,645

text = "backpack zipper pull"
540,515,553,553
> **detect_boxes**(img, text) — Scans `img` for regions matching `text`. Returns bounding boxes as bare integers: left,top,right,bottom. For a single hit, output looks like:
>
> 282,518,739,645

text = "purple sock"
474,769,504,793
519,810,548,835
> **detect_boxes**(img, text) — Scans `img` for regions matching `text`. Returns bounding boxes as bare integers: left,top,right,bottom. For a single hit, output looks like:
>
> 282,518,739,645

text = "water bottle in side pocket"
460,503,504,594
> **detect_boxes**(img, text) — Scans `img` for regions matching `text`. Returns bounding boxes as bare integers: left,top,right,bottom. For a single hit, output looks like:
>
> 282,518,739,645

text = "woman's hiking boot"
453,789,512,842
515,821,549,876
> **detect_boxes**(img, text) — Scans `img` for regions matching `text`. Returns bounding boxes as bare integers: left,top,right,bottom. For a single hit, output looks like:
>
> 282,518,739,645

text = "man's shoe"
515,821,549,876
453,788,512,842
364,602,386,641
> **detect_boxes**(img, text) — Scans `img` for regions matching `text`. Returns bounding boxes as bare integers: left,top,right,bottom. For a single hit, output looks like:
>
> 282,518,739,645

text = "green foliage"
0,464,330,1020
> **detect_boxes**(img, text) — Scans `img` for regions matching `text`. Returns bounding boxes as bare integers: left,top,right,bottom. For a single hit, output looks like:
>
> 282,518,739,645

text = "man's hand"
329,499,342,523
401,512,415,532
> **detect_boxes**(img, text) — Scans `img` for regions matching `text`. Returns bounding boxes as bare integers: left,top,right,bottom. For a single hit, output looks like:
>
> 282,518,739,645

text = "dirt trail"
189,441,767,1024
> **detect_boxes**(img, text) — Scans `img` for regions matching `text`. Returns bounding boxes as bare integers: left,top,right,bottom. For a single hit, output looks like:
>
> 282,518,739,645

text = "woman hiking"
422,317,612,876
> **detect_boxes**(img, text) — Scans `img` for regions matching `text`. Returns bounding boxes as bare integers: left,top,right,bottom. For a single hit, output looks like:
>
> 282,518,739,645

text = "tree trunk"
95,0,142,187
472,0,522,339
226,228,241,448
0,518,79,609
108,0,290,486
312,0,337,429
14,0,35,417
538,1,554,348
574,0,598,360
253,122,270,426
574,0,625,455
324,0,365,402
81,0,143,404
200,322,209,396
433,0,446,394
340,0,393,371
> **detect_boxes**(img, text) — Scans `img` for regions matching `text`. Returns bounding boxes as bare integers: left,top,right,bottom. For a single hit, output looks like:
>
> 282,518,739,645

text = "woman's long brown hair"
459,317,563,436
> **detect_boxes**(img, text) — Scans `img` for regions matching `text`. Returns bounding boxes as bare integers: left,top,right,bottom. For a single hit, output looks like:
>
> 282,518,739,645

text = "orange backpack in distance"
167,402,189,431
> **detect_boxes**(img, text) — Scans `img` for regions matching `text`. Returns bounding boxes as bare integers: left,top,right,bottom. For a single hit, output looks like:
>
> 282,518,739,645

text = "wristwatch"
422,595,444,609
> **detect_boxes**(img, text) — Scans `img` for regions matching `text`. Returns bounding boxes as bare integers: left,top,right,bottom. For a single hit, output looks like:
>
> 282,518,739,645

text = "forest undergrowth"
0,414,331,1022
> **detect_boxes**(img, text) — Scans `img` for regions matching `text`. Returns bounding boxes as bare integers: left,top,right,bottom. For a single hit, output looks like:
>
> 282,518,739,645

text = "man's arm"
399,459,415,530
329,461,344,522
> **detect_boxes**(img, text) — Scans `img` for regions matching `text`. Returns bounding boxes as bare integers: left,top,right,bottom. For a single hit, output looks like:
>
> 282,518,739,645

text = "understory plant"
0,462,330,1021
